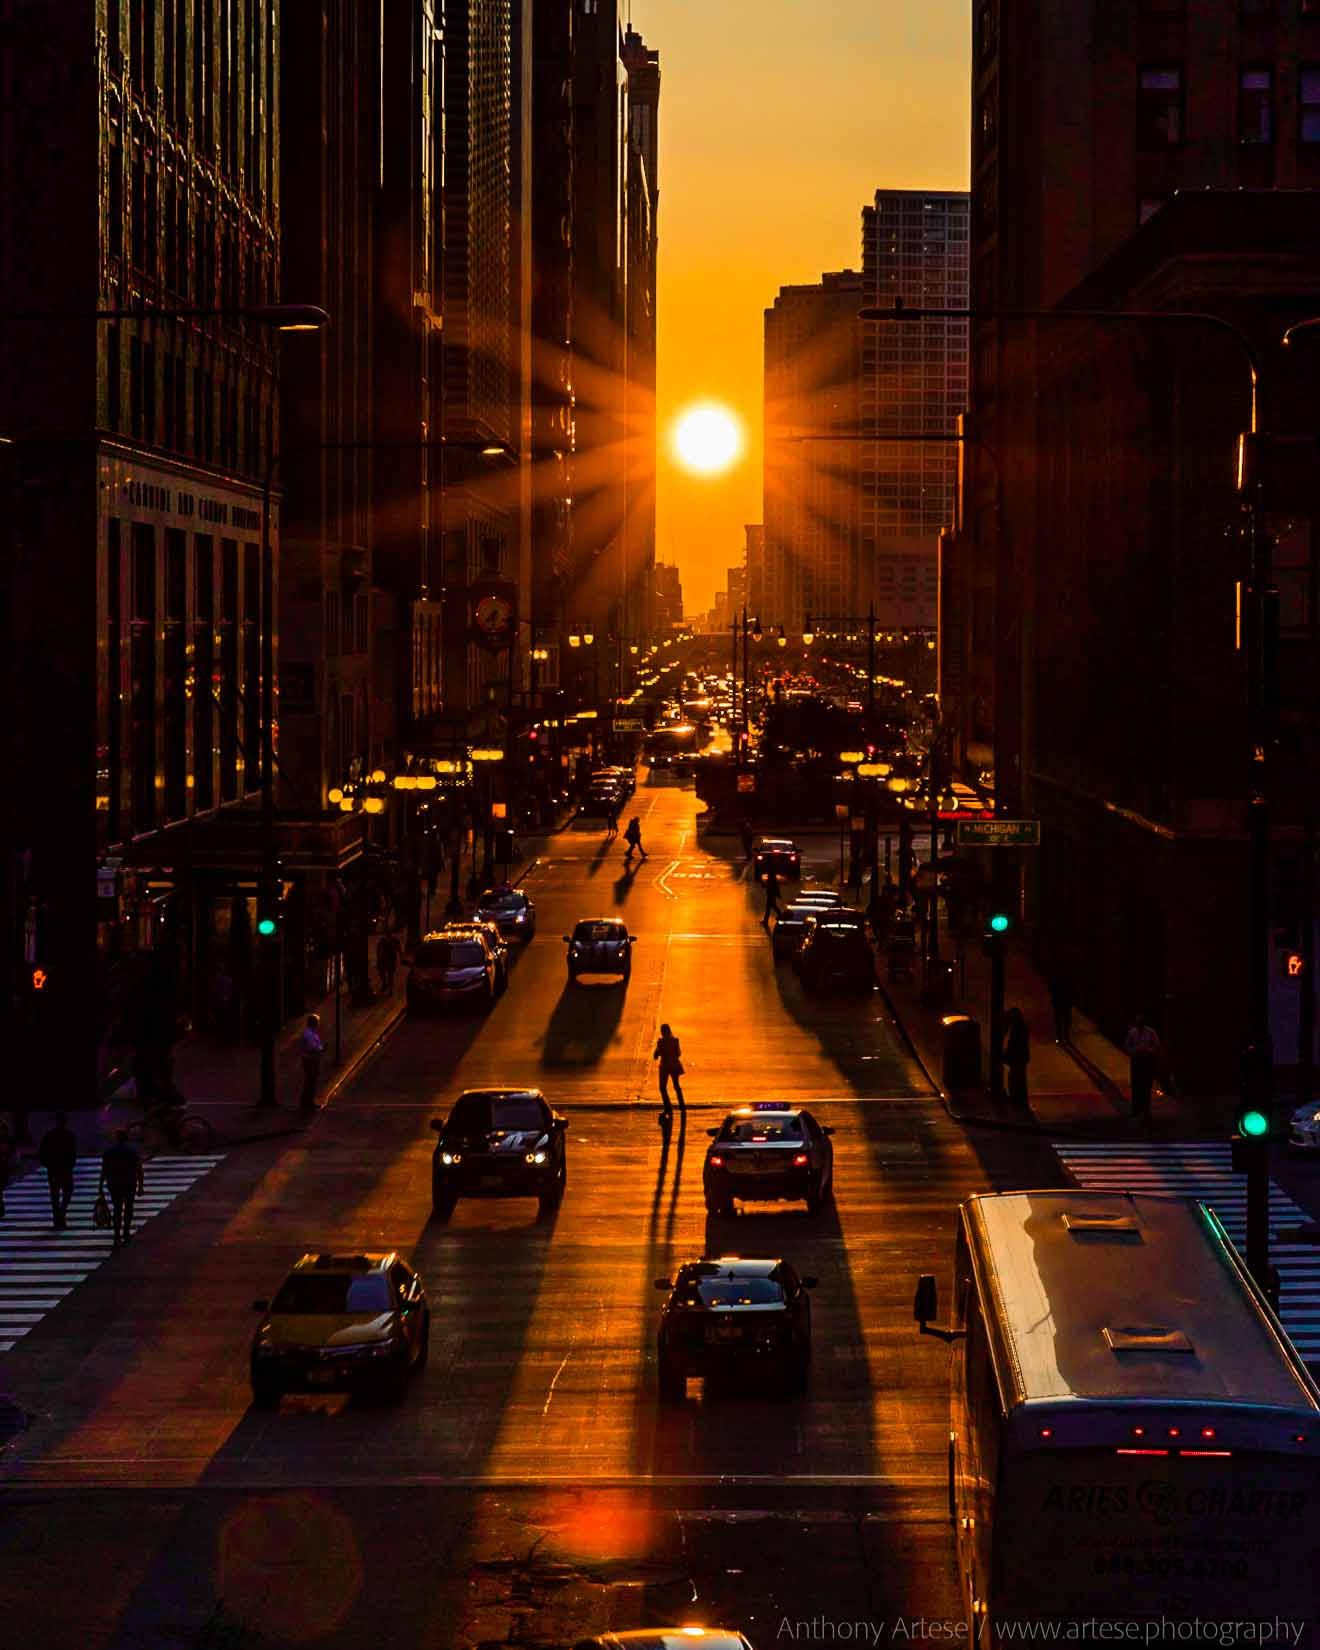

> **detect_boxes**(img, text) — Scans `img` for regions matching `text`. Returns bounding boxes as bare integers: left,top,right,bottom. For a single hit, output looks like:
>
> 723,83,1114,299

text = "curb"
872,973,1047,1135
318,999,408,1112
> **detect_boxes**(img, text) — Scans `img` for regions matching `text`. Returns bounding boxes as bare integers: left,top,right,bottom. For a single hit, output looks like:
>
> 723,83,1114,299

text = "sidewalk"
873,890,1238,1141
9,975,406,1174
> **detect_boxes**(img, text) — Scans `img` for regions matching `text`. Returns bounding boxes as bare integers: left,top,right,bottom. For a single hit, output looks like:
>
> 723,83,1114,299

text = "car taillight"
709,1154,725,1167
792,1153,809,1167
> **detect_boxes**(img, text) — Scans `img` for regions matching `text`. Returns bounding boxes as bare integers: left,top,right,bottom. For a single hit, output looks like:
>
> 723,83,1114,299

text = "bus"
914,1191,1320,1644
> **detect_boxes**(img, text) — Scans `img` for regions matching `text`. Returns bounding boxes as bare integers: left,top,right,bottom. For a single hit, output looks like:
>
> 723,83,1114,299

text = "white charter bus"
914,1191,1320,1644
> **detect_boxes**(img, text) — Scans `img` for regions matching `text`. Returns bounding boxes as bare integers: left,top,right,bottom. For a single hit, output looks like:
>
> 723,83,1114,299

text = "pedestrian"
653,1022,686,1120
99,1128,144,1249
299,1013,325,1112
1124,1012,1161,1120
377,930,401,995
1048,965,1074,1044
0,1121,11,1220
605,803,619,837
761,868,783,928
740,820,755,861
623,816,647,860
39,1110,77,1231
1002,1007,1030,1107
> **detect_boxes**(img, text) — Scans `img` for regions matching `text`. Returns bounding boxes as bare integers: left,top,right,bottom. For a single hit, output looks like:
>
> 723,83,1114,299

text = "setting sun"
671,401,744,477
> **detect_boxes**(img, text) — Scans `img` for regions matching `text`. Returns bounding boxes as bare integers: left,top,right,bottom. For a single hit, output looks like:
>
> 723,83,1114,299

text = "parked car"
431,1088,567,1219
250,1251,430,1407
407,928,501,1012
474,886,537,942
565,917,636,983
591,765,635,799
654,1257,815,1401
753,838,801,881
797,921,875,992
770,903,825,963
702,1104,834,1215
579,784,626,818
444,920,509,989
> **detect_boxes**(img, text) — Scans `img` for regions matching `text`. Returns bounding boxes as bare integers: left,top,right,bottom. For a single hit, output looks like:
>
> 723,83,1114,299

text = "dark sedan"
474,886,536,942
753,838,801,881
702,1104,834,1215
769,903,824,963
797,921,875,992
655,1257,815,1400
565,917,635,983
431,1088,567,1219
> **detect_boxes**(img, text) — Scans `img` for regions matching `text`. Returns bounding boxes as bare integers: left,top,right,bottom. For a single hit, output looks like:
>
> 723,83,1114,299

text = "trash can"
922,957,955,1009
941,1014,981,1091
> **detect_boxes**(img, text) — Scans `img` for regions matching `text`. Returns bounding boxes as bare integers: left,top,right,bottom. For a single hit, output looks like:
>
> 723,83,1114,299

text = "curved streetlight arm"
1282,316,1320,348
858,301,1262,433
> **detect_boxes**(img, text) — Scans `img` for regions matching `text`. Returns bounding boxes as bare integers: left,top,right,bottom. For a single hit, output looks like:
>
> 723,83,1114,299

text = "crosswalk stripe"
0,1153,225,1351
1053,1140,1320,1369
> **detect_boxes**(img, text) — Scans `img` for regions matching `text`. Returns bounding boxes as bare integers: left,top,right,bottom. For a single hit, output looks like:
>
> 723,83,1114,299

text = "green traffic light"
256,917,277,937
988,912,1010,934
1238,1109,1269,1138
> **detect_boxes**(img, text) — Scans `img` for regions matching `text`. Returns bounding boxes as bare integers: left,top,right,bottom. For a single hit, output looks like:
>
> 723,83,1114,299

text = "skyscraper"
762,270,865,631
1,0,280,1098
860,189,969,628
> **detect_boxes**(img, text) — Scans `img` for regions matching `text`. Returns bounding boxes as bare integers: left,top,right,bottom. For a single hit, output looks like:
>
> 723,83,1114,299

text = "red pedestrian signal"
1287,953,1304,978
31,967,47,990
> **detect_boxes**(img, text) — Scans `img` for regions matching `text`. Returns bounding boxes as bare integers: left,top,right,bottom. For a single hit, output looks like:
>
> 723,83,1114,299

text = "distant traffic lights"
256,915,278,938
987,911,1011,935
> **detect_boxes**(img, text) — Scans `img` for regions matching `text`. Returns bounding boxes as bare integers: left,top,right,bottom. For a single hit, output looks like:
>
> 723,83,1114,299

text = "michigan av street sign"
955,818,1040,847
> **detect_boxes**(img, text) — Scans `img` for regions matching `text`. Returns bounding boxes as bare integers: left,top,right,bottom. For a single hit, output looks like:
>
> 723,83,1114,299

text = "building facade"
954,0,1320,1091
860,189,969,628
2,0,282,1097
762,270,865,631
622,23,660,644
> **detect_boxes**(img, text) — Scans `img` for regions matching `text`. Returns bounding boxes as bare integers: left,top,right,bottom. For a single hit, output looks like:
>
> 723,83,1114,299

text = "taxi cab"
249,1252,430,1407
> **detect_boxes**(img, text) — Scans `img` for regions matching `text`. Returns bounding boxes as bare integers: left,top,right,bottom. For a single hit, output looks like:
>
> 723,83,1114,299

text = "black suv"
654,1257,816,1400
431,1088,567,1219
703,1104,834,1215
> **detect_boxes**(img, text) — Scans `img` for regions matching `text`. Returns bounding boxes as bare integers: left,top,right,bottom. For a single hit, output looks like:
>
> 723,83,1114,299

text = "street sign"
614,717,644,731
955,818,1040,847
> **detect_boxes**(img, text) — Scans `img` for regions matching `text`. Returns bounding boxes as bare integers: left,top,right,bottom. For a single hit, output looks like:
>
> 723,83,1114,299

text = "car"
770,903,826,963
1289,1102,1320,1150
474,886,537,942
431,1088,567,1218
592,765,635,798
565,917,636,983
797,921,875,992
654,1257,816,1400
792,889,840,908
445,919,509,986
249,1251,430,1407
702,1104,834,1215
407,928,500,1012
579,785,626,818
572,1633,754,1649
753,838,801,881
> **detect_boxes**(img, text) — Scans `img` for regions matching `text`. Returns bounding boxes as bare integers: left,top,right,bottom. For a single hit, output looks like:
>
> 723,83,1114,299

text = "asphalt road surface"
0,778,1063,1649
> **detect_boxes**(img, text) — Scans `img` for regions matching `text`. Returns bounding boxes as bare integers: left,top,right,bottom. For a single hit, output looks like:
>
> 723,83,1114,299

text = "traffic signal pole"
985,918,1008,1099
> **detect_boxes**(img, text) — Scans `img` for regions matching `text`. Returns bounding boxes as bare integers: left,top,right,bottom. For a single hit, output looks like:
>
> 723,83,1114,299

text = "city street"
0,779,1062,1647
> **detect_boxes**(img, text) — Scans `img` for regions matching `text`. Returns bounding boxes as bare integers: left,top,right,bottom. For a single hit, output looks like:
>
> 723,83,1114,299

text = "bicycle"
124,1102,216,1154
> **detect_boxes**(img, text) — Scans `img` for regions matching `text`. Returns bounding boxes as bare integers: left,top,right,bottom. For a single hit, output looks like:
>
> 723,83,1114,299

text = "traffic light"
987,911,1011,935
1230,1105,1271,1170
256,914,278,939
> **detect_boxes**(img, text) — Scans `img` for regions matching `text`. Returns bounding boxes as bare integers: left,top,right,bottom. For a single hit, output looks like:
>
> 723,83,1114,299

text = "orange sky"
629,0,970,614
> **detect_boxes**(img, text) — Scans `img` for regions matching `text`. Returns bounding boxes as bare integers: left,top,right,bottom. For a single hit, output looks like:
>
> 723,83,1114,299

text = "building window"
1303,68,1320,140
1138,65,1184,146
1239,67,1274,142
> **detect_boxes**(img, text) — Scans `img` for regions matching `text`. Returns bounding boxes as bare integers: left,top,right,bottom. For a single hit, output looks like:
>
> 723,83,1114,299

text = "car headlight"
525,1150,548,1165
441,1151,462,1165
513,912,527,923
